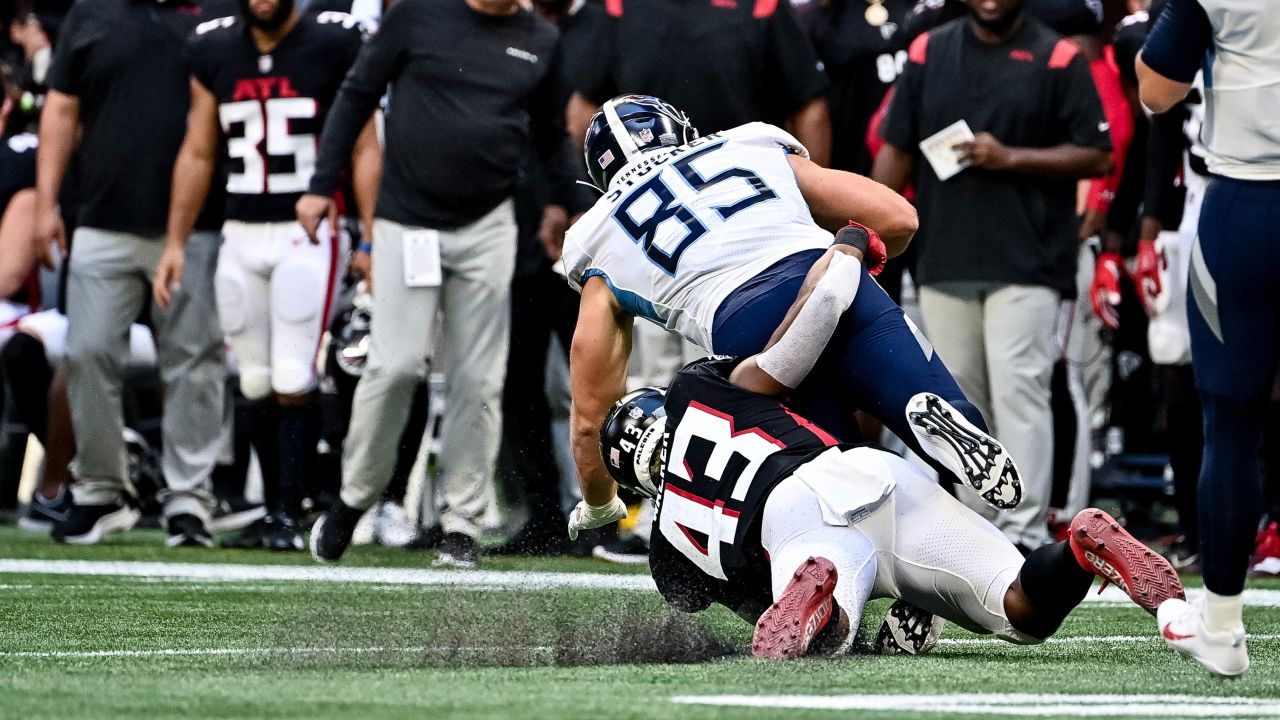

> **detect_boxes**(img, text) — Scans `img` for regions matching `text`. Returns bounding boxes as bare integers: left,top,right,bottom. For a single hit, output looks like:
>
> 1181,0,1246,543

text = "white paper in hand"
919,120,975,181
403,230,442,288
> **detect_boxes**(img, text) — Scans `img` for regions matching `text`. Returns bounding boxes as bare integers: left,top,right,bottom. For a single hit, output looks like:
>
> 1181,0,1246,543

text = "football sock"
249,402,280,514
1204,590,1245,633
1014,540,1094,636
1198,393,1265,596
277,402,319,521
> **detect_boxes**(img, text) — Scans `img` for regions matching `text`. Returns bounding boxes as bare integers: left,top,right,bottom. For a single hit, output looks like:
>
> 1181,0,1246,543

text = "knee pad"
272,359,318,398
238,366,273,401
215,270,249,335
271,261,327,325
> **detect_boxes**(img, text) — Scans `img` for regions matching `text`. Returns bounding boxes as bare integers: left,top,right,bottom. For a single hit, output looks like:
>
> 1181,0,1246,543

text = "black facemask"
973,1,1023,34
241,0,295,30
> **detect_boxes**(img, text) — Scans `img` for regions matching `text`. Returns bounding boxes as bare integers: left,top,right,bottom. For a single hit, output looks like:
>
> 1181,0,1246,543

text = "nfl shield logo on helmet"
637,128,654,144
629,407,645,420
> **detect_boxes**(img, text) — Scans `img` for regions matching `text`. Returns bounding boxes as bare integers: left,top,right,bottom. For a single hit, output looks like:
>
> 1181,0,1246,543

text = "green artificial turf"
1,526,1278,719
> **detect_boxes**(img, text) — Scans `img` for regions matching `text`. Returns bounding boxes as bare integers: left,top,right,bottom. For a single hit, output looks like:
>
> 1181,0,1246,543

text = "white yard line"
1,559,1279,608
0,645,556,660
670,694,1280,717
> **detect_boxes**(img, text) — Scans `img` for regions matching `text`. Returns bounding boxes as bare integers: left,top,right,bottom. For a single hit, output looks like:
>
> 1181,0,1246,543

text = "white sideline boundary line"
2,558,1280,606
3,633,1279,661
670,694,1280,717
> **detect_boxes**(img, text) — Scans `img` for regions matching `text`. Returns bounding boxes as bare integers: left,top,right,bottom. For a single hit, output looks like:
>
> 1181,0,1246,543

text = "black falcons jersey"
189,13,365,222
649,356,850,616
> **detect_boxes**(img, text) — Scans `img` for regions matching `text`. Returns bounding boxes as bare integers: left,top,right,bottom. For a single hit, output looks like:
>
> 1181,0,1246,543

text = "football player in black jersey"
600,238,1186,659
156,0,380,550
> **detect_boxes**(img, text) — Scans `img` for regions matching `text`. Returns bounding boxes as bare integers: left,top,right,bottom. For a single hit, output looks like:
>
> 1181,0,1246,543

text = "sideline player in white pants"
157,0,378,549
596,243,1186,658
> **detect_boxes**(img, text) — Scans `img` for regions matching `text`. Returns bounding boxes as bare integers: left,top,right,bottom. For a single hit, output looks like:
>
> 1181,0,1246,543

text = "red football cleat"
752,557,838,660
1068,509,1185,615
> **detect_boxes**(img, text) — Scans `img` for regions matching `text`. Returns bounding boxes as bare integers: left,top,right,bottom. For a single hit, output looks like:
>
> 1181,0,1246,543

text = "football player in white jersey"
1138,0,1280,678
560,95,1023,540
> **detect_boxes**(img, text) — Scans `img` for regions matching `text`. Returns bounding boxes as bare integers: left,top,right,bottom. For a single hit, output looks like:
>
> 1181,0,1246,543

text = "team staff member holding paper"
871,0,1110,551
299,0,580,567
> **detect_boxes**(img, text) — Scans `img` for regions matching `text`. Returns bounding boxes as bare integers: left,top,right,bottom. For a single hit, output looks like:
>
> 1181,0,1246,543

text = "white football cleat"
906,392,1022,510
1158,597,1249,677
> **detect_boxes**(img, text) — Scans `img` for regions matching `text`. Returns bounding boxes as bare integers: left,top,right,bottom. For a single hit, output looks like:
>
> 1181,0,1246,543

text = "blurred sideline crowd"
0,0,1277,573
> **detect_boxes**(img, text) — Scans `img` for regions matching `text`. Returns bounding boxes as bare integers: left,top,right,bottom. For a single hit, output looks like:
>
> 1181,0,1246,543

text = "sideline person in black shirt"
566,0,833,166
301,0,578,568
31,0,233,547
872,0,1110,551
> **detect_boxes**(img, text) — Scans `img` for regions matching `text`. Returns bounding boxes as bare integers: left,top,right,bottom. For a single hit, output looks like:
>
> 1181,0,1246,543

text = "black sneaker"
310,501,364,562
208,496,268,534
433,532,479,568
18,487,72,534
264,514,305,552
220,517,269,549
52,502,141,544
166,513,214,548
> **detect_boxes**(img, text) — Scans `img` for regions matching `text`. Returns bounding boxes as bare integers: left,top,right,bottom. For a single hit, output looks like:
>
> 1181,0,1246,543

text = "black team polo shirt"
576,0,828,135
46,0,231,238
880,16,1111,293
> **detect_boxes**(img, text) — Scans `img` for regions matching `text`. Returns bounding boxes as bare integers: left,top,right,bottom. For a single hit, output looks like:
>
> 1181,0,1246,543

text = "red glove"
1090,251,1124,330
1133,238,1164,316
833,221,887,277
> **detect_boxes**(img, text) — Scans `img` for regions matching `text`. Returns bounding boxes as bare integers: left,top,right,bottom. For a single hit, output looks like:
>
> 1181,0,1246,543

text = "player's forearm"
166,149,214,248
797,159,917,257
571,415,617,506
352,115,382,234
1006,144,1110,179
788,97,831,168
35,90,78,212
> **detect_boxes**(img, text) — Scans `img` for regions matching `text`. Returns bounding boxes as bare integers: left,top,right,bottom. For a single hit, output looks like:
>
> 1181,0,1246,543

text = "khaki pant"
65,228,225,521
918,282,1059,548
341,202,516,537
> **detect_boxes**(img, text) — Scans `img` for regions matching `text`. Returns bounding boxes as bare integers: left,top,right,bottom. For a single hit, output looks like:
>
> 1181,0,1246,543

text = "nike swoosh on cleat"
1162,624,1195,642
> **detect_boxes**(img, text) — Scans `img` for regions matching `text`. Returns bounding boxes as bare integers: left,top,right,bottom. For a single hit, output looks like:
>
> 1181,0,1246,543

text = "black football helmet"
599,387,668,498
584,94,698,191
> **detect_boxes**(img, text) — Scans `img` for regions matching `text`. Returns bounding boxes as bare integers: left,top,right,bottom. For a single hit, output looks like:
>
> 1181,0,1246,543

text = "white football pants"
760,447,1038,644
215,220,341,400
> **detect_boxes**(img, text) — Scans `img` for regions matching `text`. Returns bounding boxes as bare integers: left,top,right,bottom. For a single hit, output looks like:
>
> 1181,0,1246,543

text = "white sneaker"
350,505,377,546
1158,597,1249,677
374,501,418,548
906,392,1022,510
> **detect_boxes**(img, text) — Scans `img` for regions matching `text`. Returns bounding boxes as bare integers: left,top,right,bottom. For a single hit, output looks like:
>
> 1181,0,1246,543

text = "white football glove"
567,496,629,540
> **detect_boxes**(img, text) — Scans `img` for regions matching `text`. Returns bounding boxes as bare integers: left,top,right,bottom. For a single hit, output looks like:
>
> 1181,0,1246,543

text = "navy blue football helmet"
599,387,667,498
584,95,698,191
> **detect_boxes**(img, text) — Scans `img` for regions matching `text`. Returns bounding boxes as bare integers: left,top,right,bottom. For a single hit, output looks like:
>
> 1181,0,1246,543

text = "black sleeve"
307,0,408,196
571,18,617,104
1141,102,1188,227
186,32,216,91
528,40,585,213
879,38,925,151
762,0,829,115
45,1,90,96
1053,52,1112,152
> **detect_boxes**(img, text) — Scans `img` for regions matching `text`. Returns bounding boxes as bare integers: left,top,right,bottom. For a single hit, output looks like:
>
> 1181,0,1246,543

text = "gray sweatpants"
341,203,516,538
66,228,226,521
918,281,1059,549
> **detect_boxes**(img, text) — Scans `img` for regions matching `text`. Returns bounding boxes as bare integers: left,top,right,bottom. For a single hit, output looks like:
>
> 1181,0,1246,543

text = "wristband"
357,242,373,254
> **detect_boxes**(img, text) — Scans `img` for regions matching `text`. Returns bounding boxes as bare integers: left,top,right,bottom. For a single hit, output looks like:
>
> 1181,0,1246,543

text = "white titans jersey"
1198,0,1280,180
560,123,832,348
